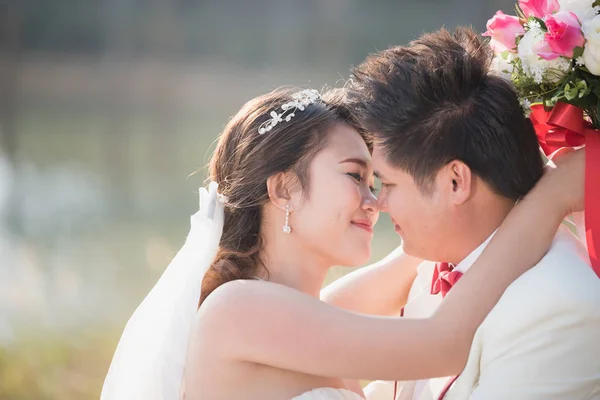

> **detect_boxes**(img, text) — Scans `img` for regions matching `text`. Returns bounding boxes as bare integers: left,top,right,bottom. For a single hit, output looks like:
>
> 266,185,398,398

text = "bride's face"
290,123,379,267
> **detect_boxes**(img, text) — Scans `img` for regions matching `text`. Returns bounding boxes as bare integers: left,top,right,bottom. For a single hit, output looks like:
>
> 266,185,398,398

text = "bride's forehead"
320,124,371,158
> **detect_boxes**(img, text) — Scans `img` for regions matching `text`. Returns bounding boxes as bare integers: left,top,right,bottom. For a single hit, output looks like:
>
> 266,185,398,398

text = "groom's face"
372,146,453,261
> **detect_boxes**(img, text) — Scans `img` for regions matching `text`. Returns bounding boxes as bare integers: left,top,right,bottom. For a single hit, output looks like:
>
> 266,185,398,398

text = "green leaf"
565,88,578,100
593,0,600,8
531,17,548,31
573,46,584,59
592,83,600,97
574,79,590,97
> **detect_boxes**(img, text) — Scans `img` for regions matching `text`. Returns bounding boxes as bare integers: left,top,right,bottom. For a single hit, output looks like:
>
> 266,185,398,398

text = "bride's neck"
258,232,330,298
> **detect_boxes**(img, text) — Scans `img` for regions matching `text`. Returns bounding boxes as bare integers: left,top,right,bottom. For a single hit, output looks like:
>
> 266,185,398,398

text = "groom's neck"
448,193,515,265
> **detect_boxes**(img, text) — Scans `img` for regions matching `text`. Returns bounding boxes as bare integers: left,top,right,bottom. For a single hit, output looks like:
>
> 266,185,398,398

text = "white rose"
583,15,600,75
518,24,570,83
491,52,517,80
558,0,597,23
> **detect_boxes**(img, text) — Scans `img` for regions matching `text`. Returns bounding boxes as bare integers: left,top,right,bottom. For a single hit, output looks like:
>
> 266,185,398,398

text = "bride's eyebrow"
338,157,369,169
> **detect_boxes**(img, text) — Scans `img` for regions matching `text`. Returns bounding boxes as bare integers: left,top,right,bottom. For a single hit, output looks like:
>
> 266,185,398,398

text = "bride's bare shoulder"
195,280,301,331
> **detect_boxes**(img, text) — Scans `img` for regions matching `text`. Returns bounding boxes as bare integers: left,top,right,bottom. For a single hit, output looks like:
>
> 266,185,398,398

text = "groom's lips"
392,220,402,234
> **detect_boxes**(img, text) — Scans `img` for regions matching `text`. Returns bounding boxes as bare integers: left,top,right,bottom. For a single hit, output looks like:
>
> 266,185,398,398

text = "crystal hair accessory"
258,89,321,134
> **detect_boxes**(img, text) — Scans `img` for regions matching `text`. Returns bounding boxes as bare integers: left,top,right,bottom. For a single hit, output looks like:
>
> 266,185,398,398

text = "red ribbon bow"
431,262,463,298
530,102,600,277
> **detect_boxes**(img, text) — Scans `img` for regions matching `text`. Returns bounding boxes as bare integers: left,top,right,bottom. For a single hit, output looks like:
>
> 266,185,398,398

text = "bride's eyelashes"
347,172,378,195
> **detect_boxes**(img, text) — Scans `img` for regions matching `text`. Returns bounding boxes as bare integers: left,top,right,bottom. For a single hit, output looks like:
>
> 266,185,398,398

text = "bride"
101,87,585,399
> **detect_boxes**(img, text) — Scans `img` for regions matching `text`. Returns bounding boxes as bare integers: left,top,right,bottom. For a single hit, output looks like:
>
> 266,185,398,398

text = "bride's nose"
361,190,378,213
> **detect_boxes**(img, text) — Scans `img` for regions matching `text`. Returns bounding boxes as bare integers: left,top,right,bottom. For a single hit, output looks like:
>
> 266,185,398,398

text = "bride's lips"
352,219,373,233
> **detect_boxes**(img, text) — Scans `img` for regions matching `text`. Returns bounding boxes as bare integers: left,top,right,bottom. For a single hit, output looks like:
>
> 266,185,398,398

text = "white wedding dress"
102,184,368,400
291,388,365,400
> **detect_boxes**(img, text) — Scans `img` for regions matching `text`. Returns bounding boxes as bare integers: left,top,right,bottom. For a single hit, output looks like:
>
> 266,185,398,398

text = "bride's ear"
266,172,299,210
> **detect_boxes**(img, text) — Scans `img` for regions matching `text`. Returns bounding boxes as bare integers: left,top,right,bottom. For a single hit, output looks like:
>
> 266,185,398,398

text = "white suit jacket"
365,226,600,400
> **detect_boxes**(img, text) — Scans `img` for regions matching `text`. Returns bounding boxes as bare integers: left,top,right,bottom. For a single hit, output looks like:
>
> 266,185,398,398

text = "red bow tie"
431,262,463,298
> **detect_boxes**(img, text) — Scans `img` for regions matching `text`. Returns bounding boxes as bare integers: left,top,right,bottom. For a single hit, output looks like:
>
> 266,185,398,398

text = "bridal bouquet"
484,0,600,275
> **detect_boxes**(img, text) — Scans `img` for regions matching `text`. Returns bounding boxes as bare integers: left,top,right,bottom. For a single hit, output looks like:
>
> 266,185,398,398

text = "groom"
347,27,600,399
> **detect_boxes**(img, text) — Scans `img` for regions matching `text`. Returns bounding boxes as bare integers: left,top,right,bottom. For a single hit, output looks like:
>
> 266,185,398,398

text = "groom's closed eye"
375,176,394,188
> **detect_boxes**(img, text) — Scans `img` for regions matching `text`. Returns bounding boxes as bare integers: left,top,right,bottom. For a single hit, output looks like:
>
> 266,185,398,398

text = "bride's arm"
320,247,420,316
195,152,583,381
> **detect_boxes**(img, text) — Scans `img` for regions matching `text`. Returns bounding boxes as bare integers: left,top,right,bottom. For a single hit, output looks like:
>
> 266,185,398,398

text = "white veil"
101,182,225,400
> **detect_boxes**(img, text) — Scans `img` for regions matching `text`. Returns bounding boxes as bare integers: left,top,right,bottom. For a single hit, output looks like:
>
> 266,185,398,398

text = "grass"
0,328,121,400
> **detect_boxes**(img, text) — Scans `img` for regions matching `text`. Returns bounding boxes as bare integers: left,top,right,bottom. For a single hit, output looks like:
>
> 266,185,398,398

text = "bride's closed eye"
347,172,378,195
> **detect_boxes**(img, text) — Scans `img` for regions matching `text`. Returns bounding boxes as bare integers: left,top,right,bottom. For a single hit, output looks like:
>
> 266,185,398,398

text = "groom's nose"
376,192,388,212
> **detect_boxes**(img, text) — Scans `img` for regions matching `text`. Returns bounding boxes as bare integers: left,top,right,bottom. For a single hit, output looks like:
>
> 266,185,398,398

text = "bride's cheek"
338,177,362,211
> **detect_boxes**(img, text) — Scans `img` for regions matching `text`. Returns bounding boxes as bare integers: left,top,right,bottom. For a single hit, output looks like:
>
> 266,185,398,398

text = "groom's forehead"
371,146,394,171
372,151,413,182
372,161,397,182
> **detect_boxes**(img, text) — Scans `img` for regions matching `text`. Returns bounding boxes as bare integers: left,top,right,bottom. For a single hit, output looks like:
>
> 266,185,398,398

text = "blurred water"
1,107,399,331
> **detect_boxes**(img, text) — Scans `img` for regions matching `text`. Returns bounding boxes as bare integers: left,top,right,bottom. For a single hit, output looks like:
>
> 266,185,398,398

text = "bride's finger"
206,181,219,220
198,187,208,217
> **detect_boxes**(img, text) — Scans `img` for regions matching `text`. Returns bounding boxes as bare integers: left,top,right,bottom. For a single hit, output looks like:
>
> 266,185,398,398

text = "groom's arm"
320,247,420,316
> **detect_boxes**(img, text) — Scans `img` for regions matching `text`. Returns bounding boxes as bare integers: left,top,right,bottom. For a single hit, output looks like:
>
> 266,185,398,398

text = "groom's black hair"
348,27,544,199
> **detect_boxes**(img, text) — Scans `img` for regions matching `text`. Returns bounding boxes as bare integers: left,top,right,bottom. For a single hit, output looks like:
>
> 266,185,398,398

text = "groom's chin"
400,240,425,260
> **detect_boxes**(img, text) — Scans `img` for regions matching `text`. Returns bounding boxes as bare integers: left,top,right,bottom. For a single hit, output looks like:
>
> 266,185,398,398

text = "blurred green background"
0,1,514,398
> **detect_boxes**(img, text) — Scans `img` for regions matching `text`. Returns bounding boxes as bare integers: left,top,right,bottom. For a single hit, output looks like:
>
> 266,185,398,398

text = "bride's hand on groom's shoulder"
543,148,585,215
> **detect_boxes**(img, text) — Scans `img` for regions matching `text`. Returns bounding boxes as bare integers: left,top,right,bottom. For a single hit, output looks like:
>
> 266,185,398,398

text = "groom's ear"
447,160,472,205
266,172,299,210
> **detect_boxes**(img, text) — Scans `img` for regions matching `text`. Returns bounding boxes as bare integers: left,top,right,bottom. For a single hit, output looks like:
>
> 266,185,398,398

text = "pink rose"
537,11,585,59
532,39,557,60
483,11,525,52
519,0,559,18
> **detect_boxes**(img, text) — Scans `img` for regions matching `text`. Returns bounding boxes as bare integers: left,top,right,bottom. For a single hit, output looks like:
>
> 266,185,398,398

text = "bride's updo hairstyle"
199,87,369,306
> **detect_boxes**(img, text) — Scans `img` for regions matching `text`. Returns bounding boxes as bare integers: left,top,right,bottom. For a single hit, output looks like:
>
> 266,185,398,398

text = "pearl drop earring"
283,205,292,234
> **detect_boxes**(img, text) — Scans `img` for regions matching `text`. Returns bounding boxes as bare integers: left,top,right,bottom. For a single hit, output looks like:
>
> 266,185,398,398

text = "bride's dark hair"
199,87,369,306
